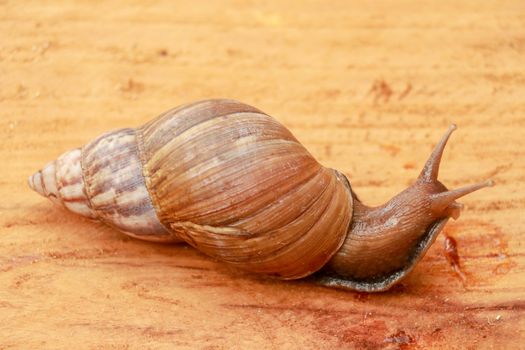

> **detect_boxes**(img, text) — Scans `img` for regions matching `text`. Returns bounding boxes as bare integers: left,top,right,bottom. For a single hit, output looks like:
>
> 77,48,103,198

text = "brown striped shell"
29,99,353,280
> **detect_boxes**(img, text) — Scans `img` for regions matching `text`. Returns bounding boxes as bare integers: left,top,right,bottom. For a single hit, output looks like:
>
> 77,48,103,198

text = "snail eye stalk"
431,180,494,219
418,123,457,183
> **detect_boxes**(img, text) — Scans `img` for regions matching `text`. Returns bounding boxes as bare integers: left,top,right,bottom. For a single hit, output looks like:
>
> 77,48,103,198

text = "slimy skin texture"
28,99,492,292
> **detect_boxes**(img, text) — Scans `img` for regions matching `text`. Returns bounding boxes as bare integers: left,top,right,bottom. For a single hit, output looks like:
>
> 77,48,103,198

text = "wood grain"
1,1,524,349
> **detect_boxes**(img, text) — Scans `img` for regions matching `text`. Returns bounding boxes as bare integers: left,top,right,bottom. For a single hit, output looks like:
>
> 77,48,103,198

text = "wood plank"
1,0,524,348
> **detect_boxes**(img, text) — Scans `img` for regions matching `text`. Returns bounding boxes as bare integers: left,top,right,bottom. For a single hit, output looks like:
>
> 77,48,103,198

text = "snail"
28,99,493,292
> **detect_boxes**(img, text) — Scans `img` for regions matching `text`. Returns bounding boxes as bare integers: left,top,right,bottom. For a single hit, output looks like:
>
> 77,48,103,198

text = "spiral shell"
29,99,353,280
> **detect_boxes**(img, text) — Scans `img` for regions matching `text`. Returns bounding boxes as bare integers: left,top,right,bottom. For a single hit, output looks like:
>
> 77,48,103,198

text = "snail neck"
326,181,444,281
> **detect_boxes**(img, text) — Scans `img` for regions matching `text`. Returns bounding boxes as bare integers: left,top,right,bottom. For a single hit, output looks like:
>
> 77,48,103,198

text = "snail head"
415,124,493,221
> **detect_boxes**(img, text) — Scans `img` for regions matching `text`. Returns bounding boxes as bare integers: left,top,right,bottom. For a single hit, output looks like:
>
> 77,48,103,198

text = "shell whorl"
81,128,176,241
138,99,354,279
29,149,96,219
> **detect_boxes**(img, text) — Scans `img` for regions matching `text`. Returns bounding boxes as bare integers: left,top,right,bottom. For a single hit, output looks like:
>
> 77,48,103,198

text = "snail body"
29,99,492,291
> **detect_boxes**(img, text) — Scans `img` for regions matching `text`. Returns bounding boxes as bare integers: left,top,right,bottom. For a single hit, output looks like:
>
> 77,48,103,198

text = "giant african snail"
28,99,493,292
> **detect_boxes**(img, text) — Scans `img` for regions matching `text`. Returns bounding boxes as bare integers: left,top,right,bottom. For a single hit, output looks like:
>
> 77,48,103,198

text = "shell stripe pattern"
55,149,97,218
81,128,176,241
137,99,354,279
29,149,96,218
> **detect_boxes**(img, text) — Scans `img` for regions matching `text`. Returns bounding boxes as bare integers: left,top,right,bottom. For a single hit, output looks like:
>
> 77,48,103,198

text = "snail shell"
30,99,352,279
29,99,492,291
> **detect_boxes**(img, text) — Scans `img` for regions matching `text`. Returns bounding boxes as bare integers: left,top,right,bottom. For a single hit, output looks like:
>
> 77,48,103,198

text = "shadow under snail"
28,99,493,292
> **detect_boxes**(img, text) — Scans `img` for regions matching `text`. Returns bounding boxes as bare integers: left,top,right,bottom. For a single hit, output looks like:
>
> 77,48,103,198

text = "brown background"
1,1,524,349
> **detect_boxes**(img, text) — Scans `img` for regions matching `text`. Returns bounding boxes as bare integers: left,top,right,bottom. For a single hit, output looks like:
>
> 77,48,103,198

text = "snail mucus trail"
28,99,493,292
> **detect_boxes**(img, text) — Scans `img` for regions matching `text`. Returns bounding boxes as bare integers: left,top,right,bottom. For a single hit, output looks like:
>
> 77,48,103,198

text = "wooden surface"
1,1,524,349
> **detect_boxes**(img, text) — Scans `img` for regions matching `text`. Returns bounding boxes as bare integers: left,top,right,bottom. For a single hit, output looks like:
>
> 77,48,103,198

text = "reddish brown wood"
1,1,524,348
